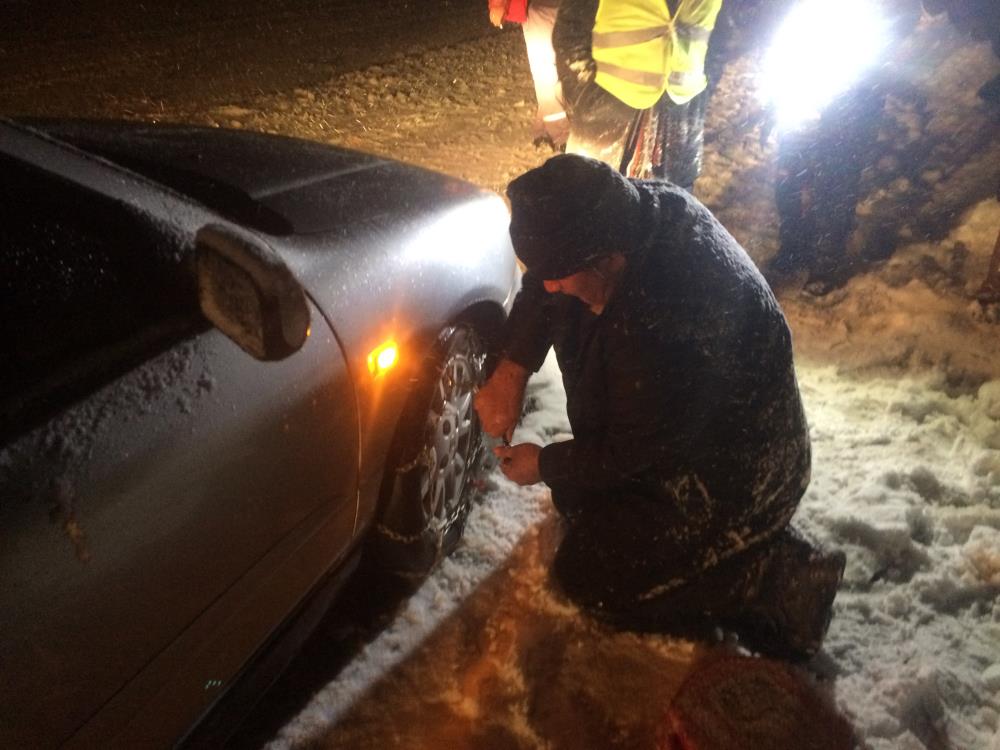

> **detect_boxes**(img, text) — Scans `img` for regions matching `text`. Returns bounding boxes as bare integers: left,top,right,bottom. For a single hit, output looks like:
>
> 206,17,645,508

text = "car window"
0,154,203,442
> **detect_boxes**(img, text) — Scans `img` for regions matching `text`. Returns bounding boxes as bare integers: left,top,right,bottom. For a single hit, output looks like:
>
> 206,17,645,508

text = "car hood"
21,119,486,237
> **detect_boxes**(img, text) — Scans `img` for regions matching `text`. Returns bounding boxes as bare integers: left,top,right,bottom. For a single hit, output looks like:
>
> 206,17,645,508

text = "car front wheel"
373,324,486,580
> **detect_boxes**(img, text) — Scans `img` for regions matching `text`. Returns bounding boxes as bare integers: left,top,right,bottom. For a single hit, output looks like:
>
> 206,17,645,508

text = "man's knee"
550,533,601,606
548,485,597,519
549,507,643,611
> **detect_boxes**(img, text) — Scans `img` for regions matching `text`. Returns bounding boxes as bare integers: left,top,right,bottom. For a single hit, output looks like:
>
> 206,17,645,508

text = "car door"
0,144,360,747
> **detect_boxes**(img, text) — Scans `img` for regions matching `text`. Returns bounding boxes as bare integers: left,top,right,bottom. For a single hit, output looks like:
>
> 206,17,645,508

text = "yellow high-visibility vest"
592,0,722,109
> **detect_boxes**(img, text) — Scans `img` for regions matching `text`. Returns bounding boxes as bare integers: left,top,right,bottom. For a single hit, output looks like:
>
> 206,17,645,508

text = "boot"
733,528,846,661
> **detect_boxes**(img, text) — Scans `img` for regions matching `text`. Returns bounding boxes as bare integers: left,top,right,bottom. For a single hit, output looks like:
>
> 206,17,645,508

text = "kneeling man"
477,154,845,660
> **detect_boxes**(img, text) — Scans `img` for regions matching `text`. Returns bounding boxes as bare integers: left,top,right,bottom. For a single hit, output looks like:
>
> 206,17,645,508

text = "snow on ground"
165,30,560,196
770,188,1000,747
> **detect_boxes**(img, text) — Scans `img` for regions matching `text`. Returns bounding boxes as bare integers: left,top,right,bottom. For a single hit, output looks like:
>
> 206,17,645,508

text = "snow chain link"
377,328,485,553
393,445,435,475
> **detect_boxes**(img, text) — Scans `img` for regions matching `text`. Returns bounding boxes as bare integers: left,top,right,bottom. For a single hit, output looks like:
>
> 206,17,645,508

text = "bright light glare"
759,0,888,130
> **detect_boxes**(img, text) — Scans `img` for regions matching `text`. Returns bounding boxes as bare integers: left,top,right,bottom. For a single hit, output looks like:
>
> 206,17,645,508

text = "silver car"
0,119,518,748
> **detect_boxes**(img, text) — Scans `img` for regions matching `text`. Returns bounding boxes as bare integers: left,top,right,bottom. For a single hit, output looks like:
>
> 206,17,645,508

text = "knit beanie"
506,154,641,280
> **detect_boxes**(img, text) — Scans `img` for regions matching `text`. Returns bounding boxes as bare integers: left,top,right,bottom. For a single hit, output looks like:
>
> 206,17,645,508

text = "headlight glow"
759,0,888,130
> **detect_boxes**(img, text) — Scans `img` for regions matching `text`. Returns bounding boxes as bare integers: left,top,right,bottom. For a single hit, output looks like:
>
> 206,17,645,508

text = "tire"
372,324,487,580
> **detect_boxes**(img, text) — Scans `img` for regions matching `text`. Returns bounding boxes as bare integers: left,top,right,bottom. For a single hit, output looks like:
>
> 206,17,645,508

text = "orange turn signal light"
367,340,399,377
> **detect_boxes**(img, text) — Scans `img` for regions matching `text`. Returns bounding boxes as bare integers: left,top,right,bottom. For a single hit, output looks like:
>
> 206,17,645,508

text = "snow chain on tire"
372,323,486,580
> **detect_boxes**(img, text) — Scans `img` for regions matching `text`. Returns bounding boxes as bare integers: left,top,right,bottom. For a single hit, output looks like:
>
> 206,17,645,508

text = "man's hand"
495,443,542,485
474,358,530,442
488,0,508,27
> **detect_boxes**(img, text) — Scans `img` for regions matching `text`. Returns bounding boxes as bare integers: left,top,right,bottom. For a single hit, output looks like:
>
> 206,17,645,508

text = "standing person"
489,0,569,149
552,0,723,189
475,154,846,660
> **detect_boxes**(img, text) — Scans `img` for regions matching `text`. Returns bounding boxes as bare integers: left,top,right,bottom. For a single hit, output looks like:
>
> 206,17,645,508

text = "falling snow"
5,4,998,748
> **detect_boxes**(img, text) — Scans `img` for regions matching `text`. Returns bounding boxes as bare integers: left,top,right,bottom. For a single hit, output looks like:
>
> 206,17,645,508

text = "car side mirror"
195,224,310,361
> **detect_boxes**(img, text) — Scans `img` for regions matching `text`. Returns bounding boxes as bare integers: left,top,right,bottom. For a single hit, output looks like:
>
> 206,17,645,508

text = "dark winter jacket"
504,181,811,541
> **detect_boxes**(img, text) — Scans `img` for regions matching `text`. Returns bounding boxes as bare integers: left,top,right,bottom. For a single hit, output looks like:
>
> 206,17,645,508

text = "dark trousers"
564,79,706,188
549,484,786,633
648,91,707,190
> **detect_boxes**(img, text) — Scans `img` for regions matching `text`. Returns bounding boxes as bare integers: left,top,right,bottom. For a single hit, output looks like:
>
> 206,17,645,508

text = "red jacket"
489,0,527,24
506,0,527,23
